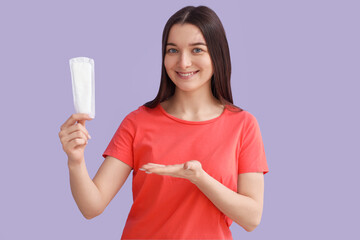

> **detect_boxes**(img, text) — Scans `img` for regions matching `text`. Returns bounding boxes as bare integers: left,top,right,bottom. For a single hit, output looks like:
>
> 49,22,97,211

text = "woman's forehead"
167,24,206,45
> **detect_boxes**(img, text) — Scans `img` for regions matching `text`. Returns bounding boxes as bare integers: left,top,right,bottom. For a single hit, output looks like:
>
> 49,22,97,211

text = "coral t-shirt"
102,104,269,239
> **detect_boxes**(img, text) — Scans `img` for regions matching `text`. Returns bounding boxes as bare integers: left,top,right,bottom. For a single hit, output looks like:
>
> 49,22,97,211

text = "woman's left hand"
139,160,204,184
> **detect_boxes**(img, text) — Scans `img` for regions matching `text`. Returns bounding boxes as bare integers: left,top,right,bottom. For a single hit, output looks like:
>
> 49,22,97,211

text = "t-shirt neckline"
157,104,227,125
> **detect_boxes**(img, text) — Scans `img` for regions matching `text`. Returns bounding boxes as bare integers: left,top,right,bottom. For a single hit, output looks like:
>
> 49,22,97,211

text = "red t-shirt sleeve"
238,113,269,175
102,114,135,169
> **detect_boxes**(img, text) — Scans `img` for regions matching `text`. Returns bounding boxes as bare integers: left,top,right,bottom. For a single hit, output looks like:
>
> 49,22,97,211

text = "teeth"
178,71,197,77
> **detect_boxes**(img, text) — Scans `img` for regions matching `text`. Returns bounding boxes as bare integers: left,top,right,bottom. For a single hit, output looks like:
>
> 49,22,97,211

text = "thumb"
77,114,93,127
184,161,194,170
184,160,201,170
77,119,86,127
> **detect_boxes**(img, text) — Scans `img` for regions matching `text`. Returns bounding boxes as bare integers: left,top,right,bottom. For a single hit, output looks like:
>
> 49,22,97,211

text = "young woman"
59,6,269,239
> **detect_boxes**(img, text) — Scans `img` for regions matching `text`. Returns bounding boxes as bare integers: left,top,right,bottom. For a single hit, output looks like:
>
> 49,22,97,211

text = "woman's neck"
161,88,224,121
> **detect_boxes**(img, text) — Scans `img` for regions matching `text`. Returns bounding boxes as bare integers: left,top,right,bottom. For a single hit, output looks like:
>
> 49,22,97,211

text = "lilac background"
1,0,359,239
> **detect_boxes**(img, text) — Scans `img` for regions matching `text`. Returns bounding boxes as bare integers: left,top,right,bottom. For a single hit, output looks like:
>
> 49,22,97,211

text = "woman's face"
164,24,213,94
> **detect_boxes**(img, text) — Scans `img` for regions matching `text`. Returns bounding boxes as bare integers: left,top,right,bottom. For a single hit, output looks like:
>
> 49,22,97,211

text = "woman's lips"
176,70,199,79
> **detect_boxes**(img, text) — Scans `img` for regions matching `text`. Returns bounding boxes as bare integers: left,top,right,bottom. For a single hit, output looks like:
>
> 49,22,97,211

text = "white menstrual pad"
69,57,95,118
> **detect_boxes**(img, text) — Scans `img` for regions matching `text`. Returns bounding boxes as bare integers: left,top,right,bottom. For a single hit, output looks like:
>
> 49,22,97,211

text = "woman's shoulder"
224,105,259,124
122,104,159,122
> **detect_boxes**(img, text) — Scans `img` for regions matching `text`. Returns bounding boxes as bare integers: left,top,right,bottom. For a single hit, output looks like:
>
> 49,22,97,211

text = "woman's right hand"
58,114,93,165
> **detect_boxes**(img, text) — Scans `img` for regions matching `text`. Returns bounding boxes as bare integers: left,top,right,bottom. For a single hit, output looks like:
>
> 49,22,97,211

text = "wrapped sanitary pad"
69,57,95,118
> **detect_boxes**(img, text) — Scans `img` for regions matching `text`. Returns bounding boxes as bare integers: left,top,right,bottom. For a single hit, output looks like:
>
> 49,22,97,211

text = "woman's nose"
178,52,192,69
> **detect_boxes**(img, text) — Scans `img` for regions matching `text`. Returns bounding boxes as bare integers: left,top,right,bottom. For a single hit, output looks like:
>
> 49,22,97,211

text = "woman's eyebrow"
189,42,207,46
166,42,207,46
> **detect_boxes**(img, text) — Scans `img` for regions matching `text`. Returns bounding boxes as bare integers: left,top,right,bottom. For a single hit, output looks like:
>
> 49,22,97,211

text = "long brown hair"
144,6,242,111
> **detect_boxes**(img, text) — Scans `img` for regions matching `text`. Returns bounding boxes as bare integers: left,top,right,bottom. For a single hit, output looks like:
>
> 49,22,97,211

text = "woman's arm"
68,156,132,219
59,114,133,219
194,170,264,232
140,161,264,232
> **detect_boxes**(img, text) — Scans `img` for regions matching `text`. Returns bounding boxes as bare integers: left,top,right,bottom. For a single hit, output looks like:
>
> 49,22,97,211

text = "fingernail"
139,168,146,171
145,171,152,174
88,135,91,139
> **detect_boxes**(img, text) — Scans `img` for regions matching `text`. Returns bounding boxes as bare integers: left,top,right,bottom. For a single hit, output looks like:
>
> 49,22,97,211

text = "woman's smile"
176,70,200,79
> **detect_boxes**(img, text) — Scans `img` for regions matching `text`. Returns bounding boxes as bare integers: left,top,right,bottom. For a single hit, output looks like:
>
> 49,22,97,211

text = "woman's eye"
193,48,203,53
167,48,177,53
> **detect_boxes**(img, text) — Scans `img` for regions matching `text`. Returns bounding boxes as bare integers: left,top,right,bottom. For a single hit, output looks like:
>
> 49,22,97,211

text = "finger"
78,120,84,127
140,165,165,172
184,162,191,170
184,161,196,170
185,160,202,170
71,122,91,139
146,165,182,174
63,130,89,145
140,163,184,173
139,165,165,172
68,137,88,149
140,164,165,171
61,124,91,140
144,167,170,175
146,163,166,167
60,113,92,130
78,119,86,127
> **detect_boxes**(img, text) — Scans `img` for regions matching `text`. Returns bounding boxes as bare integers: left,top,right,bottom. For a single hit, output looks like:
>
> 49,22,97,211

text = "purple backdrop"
1,0,359,239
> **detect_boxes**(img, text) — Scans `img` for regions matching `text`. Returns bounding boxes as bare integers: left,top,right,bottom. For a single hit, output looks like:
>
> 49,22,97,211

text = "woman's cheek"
164,55,176,69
